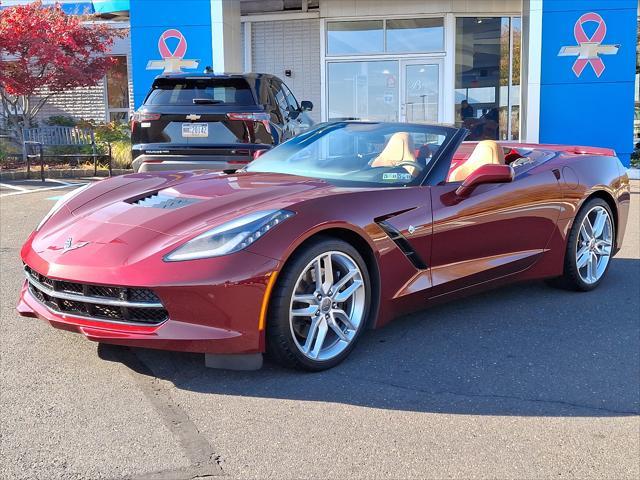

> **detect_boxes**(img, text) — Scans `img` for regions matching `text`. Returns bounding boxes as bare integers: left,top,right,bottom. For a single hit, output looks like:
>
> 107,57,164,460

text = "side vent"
129,192,200,209
377,220,428,270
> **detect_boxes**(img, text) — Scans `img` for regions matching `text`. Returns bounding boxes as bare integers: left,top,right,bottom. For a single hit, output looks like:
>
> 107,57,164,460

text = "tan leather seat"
370,132,417,176
448,140,506,182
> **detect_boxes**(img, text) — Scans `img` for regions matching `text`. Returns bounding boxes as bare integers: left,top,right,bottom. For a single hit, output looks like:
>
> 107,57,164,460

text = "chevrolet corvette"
17,122,630,370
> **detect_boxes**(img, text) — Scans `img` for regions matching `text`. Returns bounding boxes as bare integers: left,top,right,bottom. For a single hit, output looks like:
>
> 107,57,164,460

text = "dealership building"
2,0,638,165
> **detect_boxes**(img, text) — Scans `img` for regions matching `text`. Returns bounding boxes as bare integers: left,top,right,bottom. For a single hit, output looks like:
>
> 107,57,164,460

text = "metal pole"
40,143,44,182
108,143,112,177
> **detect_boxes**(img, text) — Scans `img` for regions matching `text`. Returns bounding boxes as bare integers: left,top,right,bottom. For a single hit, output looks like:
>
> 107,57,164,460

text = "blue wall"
539,0,637,166
129,0,214,108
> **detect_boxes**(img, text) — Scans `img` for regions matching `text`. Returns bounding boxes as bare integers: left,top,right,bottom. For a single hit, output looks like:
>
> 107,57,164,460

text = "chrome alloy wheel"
289,251,366,361
576,205,613,285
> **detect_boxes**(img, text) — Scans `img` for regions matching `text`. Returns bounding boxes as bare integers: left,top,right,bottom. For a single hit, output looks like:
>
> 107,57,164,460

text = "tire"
266,237,372,371
551,198,615,291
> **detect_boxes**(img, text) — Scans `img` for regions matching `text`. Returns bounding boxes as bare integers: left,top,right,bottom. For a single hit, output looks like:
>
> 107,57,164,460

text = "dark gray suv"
131,73,314,172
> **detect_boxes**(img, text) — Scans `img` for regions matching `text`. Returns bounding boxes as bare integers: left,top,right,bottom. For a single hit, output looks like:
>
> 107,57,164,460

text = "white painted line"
44,179,76,186
0,182,29,192
0,183,88,198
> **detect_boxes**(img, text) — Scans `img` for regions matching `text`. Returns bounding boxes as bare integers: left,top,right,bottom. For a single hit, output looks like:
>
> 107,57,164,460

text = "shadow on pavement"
99,257,640,417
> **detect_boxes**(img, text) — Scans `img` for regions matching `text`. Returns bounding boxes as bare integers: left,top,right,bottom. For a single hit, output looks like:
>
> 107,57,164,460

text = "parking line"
0,183,88,198
0,183,29,192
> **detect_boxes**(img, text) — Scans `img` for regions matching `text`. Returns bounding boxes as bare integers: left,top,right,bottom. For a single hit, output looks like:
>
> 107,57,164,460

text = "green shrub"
45,116,77,127
110,140,132,169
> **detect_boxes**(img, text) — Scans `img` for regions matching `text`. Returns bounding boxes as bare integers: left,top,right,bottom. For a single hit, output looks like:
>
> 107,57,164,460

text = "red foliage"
0,1,123,96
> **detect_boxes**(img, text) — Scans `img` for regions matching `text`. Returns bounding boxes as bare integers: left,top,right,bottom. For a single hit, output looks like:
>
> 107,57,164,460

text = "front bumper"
17,250,280,354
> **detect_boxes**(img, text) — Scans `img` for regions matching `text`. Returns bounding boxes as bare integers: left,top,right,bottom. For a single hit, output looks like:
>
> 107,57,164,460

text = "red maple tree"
0,1,124,138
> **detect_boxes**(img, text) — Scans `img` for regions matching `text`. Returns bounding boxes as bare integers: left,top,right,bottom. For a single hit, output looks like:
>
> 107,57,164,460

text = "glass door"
400,59,443,123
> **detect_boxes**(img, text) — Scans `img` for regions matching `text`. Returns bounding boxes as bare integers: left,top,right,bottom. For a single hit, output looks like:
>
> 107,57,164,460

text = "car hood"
36,171,339,246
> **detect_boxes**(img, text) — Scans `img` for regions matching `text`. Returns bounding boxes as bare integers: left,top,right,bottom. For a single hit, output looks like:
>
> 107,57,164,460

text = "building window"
105,55,130,123
326,18,445,56
327,20,384,55
386,18,444,53
455,17,521,141
327,60,399,121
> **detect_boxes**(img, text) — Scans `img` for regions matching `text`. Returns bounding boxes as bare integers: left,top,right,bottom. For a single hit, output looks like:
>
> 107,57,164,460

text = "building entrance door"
400,59,443,123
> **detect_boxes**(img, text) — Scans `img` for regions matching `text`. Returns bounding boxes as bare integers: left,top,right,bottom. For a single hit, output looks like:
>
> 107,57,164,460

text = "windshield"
246,122,457,187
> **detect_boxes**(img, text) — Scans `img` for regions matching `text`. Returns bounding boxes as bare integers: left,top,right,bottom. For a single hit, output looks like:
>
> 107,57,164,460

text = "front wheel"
552,198,615,291
266,238,371,371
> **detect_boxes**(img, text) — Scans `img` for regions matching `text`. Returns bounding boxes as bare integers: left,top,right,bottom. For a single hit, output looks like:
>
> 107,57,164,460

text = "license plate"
182,123,208,138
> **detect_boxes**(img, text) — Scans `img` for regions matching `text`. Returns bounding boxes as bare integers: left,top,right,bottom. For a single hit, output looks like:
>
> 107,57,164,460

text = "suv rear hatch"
132,76,274,168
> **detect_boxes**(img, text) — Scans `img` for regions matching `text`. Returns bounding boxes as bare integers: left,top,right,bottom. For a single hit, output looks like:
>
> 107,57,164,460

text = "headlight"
164,209,294,262
36,183,92,231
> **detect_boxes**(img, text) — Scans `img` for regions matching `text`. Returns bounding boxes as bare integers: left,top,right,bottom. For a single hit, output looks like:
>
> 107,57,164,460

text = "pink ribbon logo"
146,28,199,74
558,12,620,78
158,29,187,60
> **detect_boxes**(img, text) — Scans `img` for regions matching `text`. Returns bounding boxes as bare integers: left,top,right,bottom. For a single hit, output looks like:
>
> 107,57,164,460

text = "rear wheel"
552,198,615,291
266,237,371,371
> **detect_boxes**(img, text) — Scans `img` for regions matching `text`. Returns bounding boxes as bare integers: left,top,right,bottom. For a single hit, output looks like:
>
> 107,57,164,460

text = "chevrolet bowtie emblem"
186,114,201,121
62,237,89,253
146,29,199,74
558,12,620,78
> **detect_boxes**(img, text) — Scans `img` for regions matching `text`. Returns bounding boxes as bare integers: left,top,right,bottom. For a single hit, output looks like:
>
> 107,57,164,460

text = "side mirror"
300,100,313,111
286,106,300,119
455,164,514,197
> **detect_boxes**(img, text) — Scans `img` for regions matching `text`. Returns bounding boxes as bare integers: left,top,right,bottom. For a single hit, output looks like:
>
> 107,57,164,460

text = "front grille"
24,265,167,325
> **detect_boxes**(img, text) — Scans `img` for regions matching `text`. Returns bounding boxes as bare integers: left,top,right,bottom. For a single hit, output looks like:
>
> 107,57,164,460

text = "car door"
427,166,563,298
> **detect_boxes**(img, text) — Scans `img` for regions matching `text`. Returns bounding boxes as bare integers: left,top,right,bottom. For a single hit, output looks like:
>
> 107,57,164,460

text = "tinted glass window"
327,60,399,121
386,18,444,52
273,84,289,114
327,20,384,55
144,78,255,106
281,83,299,110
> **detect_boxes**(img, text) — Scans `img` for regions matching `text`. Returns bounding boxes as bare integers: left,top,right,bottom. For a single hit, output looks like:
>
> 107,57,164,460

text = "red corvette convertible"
17,122,630,370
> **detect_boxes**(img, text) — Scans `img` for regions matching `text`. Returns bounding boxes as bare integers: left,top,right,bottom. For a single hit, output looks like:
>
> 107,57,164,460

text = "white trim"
320,18,327,121
241,11,319,23
443,13,456,124
243,21,252,73
325,52,446,61
522,0,542,143
507,17,514,140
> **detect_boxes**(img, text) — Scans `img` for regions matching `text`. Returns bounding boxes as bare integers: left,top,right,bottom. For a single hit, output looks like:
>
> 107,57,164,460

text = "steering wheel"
395,160,424,174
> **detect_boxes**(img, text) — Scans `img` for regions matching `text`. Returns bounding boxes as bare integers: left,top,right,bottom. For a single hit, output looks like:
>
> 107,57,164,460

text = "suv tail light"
227,112,271,133
132,112,161,122
253,149,269,160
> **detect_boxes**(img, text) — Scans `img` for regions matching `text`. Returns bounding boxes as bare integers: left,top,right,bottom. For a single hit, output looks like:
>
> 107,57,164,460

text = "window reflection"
327,61,399,122
106,55,130,123
327,21,384,55
455,17,521,141
386,18,444,53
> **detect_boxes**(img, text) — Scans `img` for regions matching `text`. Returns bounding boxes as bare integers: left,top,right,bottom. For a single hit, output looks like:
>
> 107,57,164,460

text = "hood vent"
130,192,200,210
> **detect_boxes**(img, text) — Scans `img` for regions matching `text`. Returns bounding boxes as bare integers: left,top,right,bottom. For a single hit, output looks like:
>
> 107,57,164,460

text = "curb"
0,168,133,181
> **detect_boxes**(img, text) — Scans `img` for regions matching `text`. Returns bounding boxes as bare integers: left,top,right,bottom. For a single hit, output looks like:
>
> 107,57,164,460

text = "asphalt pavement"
1,178,639,479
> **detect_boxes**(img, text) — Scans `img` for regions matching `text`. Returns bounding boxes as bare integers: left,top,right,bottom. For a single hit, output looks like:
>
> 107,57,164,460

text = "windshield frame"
246,121,467,188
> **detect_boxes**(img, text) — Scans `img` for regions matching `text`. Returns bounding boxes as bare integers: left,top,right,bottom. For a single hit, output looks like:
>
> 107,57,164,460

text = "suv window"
281,83,299,111
271,80,299,116
144,78,255,106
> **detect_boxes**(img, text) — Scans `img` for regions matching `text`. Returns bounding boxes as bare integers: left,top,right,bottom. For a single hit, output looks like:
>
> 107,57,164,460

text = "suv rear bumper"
132,154,252,173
